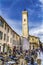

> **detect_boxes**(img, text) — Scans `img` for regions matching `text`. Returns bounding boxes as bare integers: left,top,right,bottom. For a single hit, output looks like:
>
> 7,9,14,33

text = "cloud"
29,22,43,42
0,9,22,35
39,0,43,10
39,0,43,4
0,13,22,35
4,17,22,35
0,0,43,43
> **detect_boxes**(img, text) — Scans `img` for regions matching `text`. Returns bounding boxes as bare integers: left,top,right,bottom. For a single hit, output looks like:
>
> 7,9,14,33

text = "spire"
24,8,26,11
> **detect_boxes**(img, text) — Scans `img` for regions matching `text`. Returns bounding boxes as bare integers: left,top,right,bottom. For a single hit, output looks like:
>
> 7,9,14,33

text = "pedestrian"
31,57,34,65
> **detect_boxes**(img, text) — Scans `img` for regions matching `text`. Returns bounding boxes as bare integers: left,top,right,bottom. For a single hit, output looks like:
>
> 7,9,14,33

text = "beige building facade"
29,35,40,50
0,16,20,53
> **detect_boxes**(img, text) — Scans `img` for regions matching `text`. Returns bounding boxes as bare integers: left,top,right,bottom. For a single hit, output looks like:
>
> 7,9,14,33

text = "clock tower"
22,10,29,38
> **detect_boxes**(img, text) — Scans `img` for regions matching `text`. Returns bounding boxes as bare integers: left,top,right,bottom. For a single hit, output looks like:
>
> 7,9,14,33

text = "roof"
0,16,20,37
29,35,40,39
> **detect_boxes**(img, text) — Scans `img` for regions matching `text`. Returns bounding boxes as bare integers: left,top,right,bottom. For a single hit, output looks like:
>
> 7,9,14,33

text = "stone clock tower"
22,10,29,38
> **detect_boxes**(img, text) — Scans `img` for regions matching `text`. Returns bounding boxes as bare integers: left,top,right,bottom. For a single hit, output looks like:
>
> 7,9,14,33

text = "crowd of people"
0,45,43,65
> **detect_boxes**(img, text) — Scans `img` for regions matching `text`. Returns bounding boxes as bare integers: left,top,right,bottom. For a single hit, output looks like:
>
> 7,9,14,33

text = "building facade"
29,35,40,50
0,16,20,53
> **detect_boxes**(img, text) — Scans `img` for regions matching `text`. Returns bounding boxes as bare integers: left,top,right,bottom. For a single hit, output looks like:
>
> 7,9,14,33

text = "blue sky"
0,0,43,42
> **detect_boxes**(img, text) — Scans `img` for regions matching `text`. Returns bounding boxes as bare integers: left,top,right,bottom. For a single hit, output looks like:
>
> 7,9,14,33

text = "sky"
0,0,43,42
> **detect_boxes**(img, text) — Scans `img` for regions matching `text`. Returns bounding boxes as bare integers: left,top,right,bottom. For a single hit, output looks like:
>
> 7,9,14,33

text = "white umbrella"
7,61,16,64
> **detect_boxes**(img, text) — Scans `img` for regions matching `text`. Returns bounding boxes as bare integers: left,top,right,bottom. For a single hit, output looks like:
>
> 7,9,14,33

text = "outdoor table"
13,57,18,61
14,58,18,60
13,57,19,64
27,62,38,65
6,61,16,65
16,55,20,58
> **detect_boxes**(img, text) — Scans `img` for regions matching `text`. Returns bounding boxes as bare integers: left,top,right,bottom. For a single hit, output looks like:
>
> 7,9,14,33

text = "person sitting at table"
28,57,38,65
25,52,30,63
19,54,27,65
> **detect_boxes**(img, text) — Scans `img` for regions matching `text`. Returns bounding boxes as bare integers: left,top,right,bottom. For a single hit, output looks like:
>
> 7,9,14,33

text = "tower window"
24,19,26,21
